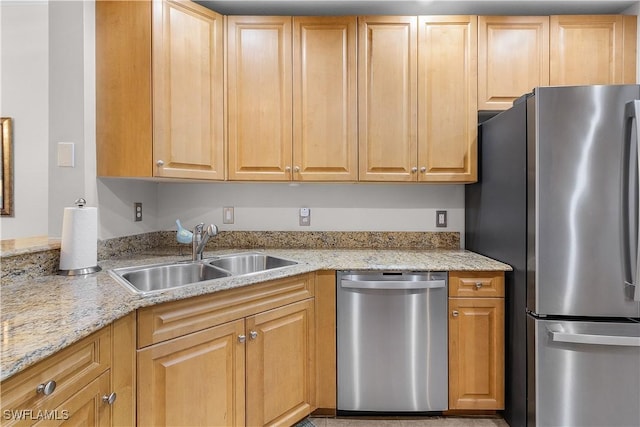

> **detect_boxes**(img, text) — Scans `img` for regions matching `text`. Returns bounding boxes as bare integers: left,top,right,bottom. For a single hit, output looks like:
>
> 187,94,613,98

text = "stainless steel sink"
111,261,230,294
207,253,298,275
110,252,298,294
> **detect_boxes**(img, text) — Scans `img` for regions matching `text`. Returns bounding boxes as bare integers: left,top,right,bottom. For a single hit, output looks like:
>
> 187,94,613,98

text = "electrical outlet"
299,208,311,226
134,202,143,222
436,210,447,228
223,207,234,224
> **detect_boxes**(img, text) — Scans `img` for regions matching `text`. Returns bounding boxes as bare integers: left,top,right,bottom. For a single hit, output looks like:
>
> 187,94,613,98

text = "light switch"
57,142,75,167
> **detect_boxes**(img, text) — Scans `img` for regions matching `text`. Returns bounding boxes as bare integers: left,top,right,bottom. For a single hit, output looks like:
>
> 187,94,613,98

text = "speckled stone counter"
1,248,510,382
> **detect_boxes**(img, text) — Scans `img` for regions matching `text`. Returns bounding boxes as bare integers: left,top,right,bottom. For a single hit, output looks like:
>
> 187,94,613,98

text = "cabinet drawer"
449,271,505,298
137,273,315,348
1,327,111,424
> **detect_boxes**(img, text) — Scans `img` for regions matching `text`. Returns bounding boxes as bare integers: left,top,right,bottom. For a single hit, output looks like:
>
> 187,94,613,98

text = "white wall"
0,1,49,239
158,182,465,233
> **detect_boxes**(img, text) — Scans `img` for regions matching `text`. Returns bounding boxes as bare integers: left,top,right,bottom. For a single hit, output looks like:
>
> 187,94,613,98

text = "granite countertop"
0,248,511,382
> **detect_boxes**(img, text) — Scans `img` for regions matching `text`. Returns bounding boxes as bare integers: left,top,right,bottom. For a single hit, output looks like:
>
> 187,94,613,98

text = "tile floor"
309,416,509,427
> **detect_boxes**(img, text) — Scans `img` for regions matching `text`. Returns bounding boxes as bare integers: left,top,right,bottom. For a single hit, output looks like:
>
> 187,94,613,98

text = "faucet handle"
206,224,218,237
193,223,205,234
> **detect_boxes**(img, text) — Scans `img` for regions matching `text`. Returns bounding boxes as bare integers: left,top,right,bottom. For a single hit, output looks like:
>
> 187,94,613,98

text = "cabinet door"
418,16,477,182
33,371,112,427
228,16,293,181
478,16,549,110
448,298,505,410
96,0,152,177
137,319,245,427
550,15,637,86
152,0,224,180
293,17,357,182
246,299,315,427
358,16,418,182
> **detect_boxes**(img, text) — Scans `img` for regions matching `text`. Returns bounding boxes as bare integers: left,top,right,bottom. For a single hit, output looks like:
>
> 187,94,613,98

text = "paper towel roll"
59,206,99,272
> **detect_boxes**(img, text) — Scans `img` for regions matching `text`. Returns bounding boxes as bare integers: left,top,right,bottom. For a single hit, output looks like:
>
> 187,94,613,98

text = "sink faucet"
192,223,218,261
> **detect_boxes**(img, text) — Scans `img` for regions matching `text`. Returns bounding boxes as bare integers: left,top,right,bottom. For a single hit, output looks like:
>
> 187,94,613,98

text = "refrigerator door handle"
548,327,640,347
623,100,640,302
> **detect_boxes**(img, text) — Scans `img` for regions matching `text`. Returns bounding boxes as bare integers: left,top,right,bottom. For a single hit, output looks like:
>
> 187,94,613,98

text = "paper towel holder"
57,198,102,276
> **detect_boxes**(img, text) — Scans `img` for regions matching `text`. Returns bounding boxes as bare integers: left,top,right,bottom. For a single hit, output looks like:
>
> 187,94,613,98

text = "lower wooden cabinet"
136,273,316,427
0,314,135,427
138,319,246,427
448,271,505,410
246,299,315,427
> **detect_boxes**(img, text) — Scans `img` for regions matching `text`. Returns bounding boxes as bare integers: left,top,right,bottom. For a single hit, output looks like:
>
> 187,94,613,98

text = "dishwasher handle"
341,278,446,290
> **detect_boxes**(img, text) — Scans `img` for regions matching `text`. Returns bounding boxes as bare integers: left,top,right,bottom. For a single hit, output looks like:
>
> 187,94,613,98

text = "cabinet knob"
238,334,246,343
285,166,291,172
249,331,258,340
452,310,459,317
36,380,56,395
156,160,164,167
293,166,300,173
102,392,117,405
411,167,418,173
475,282,483,289
420,166,427,173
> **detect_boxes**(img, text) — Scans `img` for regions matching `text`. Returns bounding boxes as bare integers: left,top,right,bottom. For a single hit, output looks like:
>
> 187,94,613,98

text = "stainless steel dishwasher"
337,270,448,413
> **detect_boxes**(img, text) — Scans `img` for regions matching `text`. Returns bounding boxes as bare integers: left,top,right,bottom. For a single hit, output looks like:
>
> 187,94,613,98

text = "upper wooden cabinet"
96,0,224,179
550,15,637,86
228,16,357,181
152,0,225,179
478,16,550,110
358,16,477,183
418,16,477,182
227,16,293,181
480,15,637,111
358,16,418,182
293,17,358,181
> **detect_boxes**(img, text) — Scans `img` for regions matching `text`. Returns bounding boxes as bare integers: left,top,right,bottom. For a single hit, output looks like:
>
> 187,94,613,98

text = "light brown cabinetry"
448,271,505,410
418,16,477,182
136,273,316,426
550,15,637,86
358,16,418,182
313,271,337,413
96,0,224,179
480,15,637,111
227,16,292,181
358,16,477,182
293,17,358,181
228,16,357,181
478,16,549,110
0,314,135,426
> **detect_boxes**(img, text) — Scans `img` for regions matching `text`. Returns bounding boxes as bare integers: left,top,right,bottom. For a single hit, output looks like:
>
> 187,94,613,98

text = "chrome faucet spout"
192,223,218,261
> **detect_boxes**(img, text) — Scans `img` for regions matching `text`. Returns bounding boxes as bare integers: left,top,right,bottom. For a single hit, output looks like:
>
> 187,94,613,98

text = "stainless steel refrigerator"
466,85,640,427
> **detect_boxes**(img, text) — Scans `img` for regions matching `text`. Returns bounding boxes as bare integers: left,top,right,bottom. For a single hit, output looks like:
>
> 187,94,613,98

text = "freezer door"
530,318,640,427
529,85,640,317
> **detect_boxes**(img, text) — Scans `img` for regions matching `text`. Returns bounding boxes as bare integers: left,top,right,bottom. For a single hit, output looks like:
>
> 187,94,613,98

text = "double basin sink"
110,252,298,294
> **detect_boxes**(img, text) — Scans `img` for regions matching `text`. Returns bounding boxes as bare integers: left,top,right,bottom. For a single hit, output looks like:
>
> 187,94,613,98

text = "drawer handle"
102,392,117,405
249,331,258,340
452,310,459,317
36,380,56,395
238,334,246,343
475,282,483,289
